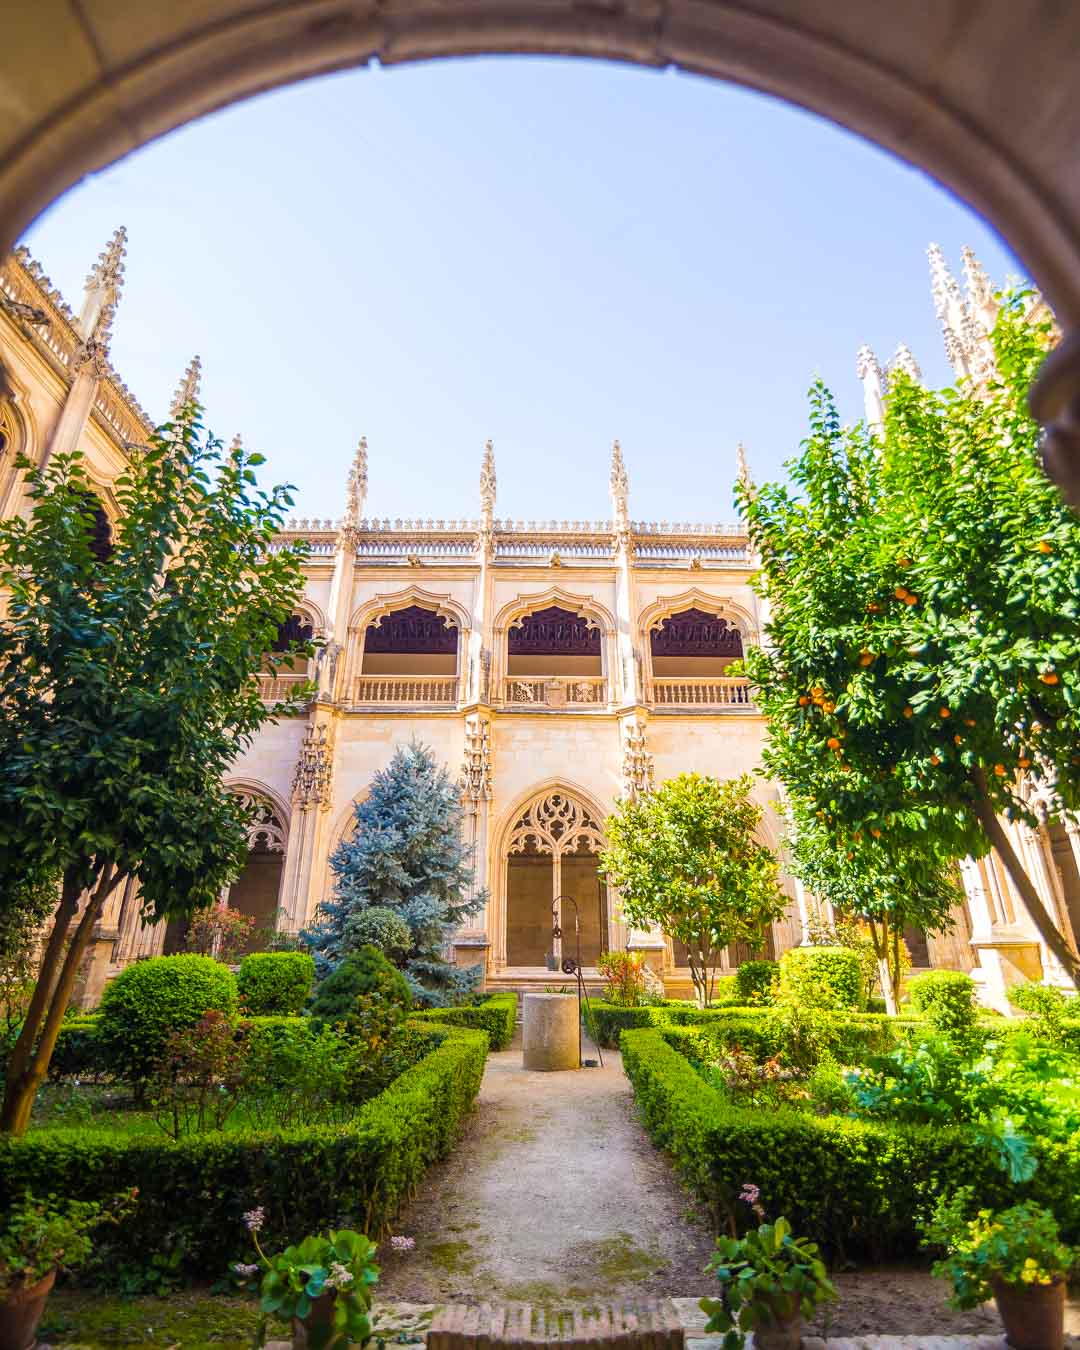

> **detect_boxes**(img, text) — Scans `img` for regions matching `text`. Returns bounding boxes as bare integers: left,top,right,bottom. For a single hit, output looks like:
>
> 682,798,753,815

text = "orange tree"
785,802,960,1013
0,407,309,1134
742,292,1080,990
600,773,785,1006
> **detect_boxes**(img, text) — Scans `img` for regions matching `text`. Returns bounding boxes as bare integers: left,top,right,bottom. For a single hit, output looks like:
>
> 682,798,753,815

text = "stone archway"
503,788,608,969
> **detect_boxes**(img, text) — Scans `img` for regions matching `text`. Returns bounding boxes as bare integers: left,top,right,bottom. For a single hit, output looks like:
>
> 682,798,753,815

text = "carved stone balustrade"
352,675,458,705
649,676,754,708
256,673,312,702
503,676,606,708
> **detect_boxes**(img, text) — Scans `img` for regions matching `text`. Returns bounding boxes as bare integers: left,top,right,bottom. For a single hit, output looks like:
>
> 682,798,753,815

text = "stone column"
278,720,335,931
458,710,494,973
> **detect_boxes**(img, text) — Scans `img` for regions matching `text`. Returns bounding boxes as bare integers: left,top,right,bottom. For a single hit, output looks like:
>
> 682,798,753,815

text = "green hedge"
780,946,864,1011
98,954,238,1084
0,1024,487,1276
237,951,315,1016
412,992,518,1050
620,1027,1080,1259
735,960,777,1004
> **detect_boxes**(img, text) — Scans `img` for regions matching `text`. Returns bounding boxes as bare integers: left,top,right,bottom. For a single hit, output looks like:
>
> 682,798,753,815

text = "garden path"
375,1030,717,1305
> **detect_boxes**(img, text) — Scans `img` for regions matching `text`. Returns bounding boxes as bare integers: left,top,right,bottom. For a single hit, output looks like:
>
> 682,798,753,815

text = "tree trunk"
970,771,1080,990
1,861,122,1135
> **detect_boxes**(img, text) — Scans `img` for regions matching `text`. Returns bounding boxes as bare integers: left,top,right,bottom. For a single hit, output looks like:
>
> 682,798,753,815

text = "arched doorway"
225,791,289,951
505,789,607,968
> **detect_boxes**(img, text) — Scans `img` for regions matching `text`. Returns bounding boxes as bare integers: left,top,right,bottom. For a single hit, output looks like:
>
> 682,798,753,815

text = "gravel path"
376,1030,717,1305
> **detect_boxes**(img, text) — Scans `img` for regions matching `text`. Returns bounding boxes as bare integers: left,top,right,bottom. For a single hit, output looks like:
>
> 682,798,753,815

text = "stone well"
522,992,579,1071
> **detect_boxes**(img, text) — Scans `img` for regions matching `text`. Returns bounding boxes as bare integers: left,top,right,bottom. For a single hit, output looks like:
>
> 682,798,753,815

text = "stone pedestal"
522,993,579,1071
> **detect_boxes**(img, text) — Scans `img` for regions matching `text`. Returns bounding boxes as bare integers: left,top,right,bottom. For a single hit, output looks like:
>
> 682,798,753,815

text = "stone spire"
78,225,127,349
887,341,922,386
855,345,886,434
344,436,368,530
927,241,994,383
229,432,243,454
961,244,999,335
610,439,630,532
169,355,202,418
479,438,496,523
735,441,755,490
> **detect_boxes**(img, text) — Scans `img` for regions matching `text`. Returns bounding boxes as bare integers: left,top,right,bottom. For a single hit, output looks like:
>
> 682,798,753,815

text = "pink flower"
390,1235,415,1253
234,1262,259,1279
739,1183,760,1206
243,1206,265,1232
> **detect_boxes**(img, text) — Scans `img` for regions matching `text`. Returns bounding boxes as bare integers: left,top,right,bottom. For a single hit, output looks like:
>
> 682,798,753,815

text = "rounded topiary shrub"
344,906,413,959
98,953,237,1084
909,969,976,1037
309,945,412,1027
779,945,864,1011
237,950,316,1016
735,959,778,1005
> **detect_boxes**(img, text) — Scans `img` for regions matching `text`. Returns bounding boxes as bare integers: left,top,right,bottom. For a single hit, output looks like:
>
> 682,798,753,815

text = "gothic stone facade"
2,234,1076,1007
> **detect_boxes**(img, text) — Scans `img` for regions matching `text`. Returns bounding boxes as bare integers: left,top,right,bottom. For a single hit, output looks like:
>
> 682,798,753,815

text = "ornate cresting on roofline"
275,516,753,566
1,246,154,449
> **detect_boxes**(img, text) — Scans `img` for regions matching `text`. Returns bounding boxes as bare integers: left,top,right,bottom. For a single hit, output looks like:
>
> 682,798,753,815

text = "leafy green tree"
786,802,960,1013
303,742,484,1006
742,292,1080,989
601,773,786,1006
0,407,308,1133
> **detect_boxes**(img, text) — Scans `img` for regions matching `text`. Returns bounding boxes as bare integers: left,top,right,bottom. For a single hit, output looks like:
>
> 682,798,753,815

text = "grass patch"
426,1240,477,1274
37,1288,267,1348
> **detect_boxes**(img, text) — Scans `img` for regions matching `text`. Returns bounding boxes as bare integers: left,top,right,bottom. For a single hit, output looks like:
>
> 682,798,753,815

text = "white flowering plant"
238,1208,379,1349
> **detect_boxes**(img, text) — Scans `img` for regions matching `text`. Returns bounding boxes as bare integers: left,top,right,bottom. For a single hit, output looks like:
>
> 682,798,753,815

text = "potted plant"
921,1189,1077,1350
241,1207,379,1349
0,1191,129,1350
700,1185,837,1350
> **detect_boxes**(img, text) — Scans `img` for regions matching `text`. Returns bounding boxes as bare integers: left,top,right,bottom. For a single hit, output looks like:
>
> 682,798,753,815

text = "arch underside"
4,4,1080,329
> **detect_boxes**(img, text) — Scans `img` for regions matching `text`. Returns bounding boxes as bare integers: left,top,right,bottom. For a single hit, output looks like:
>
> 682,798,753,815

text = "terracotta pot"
754,1302,803,1350
993,1276,1066,1350
291,1292,340,1350
0,1268,56,1350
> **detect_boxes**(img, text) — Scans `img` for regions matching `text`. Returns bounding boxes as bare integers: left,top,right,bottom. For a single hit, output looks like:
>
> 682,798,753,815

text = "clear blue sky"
23,57,1021,525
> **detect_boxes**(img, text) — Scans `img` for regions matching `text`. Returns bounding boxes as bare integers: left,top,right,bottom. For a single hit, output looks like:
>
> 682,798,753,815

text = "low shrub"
1007,982,1076,1045
0,1024,487,1276
47,1016,109,1080
596,951,647,1007
908,970,977,1040
237,952,315,1016
620,1027,1080,1258
779,946,864,1012
308,947,412,1027
413,992,517,1050
735,960,777,1005
98,955,238,1086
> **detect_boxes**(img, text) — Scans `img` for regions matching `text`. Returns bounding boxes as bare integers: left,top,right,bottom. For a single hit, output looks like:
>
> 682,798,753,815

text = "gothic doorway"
505,790,607,968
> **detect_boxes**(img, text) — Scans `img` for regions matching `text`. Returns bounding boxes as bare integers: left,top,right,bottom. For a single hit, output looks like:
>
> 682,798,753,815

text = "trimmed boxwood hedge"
779,945,864,1011
412,992,518,1050
0,1023,487,1276
237,951,315,1016
620,1027,1080,1258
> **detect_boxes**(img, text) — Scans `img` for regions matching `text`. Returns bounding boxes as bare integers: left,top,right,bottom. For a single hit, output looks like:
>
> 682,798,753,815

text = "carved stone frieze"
292,724,333,811
621,716,654,800
460,712,493,802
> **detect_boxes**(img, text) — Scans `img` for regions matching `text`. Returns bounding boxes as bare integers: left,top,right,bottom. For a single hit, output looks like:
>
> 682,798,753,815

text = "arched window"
356,603,459,704
258,612,314,701
79,491,113,563
505,790,607,968
647,606,751,707
505,606,604,707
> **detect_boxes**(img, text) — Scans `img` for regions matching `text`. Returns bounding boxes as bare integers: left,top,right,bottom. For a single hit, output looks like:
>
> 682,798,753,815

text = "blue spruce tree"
303,741,485,1006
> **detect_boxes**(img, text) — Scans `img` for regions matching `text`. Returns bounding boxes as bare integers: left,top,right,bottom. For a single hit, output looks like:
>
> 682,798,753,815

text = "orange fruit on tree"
954,734,963,745
1038,540,1053,553
930,754,941,765
994,763,1007,777
1040,671,1060,685
903,706,914,718
867,602,881,613
859,651,874,666
904,594,919,605
871,827,882,838
964,718,976,727
823,700,836,713
798,695,809,706
894,586,908,600
1019,757,1032,769
827,737,841,749
940,707,950,718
